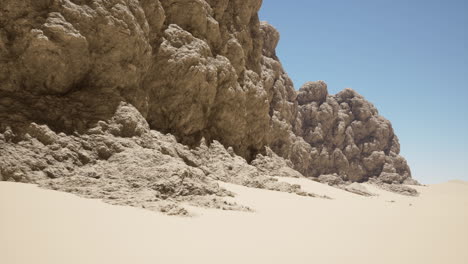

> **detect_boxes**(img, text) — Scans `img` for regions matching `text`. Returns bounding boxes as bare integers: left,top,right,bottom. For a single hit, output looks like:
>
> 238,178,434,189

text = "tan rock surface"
0,0,416,211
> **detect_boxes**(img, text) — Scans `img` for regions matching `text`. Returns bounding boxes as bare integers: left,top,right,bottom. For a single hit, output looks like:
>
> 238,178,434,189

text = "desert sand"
1,179,467,264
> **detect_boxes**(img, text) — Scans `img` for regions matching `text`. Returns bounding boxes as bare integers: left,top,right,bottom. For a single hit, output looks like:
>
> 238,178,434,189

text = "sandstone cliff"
0,0,416,213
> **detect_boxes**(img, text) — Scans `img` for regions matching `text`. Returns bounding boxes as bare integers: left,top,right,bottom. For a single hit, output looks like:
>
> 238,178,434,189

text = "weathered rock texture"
0,103,318,215
292,83,413,184
0,0,417,210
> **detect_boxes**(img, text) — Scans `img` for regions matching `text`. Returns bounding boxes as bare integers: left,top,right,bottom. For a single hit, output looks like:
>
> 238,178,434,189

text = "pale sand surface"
1,178,467,264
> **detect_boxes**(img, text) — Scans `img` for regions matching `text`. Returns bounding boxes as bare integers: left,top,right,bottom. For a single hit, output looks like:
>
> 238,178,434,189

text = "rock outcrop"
0,0,417,212
0,102,318,215
292,84,412,183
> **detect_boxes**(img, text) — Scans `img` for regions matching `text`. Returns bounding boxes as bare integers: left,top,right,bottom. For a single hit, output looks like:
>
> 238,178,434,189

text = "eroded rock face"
0,0,415,204
0,103,317,215
0,0,272,161
291,84,411,183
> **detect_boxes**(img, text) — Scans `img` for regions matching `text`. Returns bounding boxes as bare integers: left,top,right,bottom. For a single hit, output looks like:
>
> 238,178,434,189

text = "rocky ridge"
1,0,417,214
1,102,322,215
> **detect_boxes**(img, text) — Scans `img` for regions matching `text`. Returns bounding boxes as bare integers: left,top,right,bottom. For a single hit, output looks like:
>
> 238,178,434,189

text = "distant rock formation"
292,83,413,183
0,0,416,213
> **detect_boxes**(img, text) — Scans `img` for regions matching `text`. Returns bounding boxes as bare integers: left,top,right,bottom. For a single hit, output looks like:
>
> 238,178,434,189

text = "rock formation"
292,83,414,184
0,0,417,213
0,102,320,215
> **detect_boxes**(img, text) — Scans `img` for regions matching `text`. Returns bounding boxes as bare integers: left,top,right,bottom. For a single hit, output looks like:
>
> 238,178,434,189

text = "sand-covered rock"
0,103,318,214
344,182,374,197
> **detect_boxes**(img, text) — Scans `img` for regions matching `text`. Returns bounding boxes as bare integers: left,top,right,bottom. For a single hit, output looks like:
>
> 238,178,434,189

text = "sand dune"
1,179,467,264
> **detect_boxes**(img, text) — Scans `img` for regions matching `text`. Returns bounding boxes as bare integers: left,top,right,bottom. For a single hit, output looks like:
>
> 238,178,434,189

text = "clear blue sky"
259,0,468,184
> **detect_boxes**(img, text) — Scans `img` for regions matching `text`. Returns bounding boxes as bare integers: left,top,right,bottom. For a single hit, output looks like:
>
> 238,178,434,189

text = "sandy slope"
1,178,467,264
